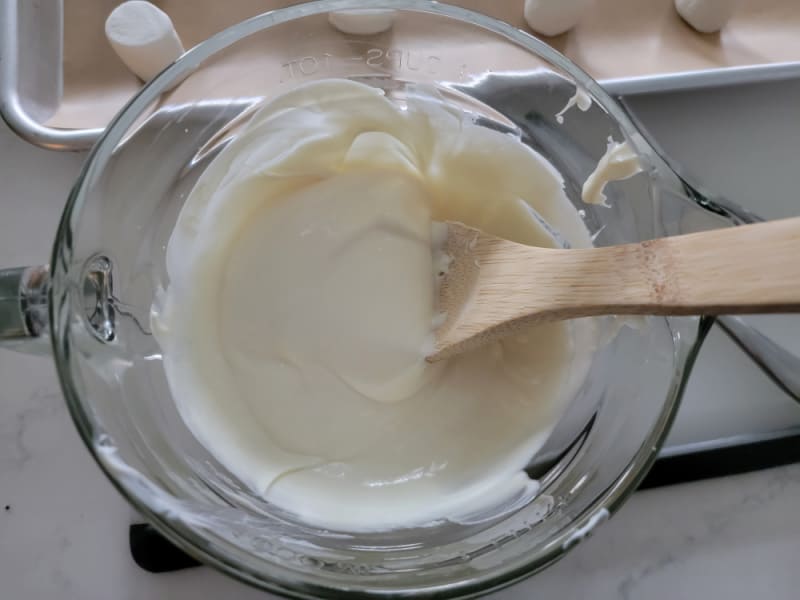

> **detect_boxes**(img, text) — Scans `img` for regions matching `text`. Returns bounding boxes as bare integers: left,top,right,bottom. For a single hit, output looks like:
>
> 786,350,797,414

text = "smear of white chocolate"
582,138,642,206
555,87,592,124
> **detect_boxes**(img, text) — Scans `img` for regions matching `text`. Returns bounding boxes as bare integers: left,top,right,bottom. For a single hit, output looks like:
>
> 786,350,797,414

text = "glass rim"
48,1,709,597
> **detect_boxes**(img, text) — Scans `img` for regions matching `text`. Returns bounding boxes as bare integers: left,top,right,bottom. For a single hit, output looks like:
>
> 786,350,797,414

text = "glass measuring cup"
0,1,767,597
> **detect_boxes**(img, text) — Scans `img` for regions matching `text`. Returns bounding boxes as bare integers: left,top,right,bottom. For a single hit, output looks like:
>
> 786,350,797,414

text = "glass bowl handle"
0,265,50,353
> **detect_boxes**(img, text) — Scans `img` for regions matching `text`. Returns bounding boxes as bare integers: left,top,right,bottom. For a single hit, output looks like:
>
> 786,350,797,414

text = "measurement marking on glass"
281,48,442,81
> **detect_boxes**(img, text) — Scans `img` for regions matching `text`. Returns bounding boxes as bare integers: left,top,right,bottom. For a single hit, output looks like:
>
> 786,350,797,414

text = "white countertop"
2,77,800,598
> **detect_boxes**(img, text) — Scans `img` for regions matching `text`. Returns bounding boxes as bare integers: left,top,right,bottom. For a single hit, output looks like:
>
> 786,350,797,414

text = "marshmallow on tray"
523,0,592,37
328,10,396,35
674,0,740,33
105,1,185,82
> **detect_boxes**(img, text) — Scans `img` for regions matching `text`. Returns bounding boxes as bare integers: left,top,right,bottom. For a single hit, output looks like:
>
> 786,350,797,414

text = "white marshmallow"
105,1,185,82
328,9,396,35
675,0,739,33
523,0,592,37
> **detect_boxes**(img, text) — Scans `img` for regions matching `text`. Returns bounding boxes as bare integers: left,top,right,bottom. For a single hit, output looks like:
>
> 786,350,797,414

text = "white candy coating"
523,0,592,37
328,9,396,35
105,1,185,81
675,0,739,33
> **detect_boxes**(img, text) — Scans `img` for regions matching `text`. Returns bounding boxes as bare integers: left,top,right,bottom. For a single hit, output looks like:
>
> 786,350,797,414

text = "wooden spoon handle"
560,217,800,317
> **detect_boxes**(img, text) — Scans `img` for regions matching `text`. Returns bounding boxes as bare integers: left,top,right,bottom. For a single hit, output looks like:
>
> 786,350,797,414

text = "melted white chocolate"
582,138,643,206
153,80,595,530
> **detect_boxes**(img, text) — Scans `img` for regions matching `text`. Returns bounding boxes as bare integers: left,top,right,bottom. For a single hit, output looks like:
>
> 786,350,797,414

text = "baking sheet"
50,0,800,130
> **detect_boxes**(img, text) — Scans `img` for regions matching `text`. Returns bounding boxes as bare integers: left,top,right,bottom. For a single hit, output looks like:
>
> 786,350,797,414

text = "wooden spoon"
428,218,800,362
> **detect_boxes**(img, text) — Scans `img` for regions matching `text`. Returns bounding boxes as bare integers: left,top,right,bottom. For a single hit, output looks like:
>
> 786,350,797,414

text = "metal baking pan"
2,0,800,151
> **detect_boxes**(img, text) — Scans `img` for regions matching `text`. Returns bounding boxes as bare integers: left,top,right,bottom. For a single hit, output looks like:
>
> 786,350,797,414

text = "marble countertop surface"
2,75,800,599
